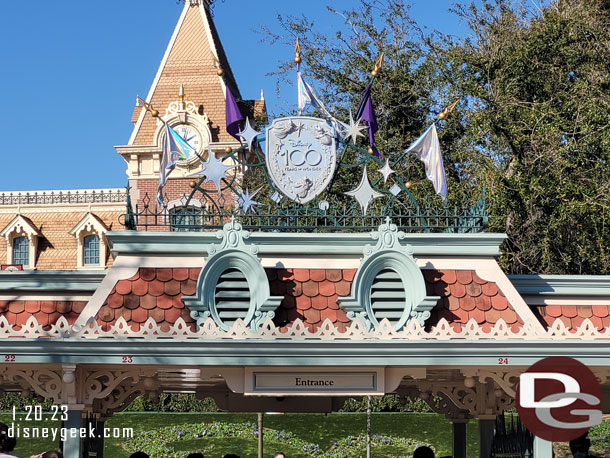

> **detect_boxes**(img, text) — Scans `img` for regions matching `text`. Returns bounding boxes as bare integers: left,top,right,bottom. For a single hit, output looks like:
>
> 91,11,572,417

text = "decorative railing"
0,189,127,206
126,192,487,233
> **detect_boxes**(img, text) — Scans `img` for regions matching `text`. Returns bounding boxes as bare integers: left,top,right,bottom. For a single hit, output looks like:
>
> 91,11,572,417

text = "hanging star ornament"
189,146,236,193
235,187,261,213
238,117,262,151
378,159,396,183
341,110,367,144
345,167,384,215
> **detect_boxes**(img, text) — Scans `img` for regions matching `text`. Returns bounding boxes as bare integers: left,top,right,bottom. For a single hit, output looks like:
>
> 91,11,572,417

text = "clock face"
173,124,203,155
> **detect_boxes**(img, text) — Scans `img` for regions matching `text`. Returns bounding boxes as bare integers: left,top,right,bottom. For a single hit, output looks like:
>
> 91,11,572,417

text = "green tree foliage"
442,0,610,274
265,0,610,274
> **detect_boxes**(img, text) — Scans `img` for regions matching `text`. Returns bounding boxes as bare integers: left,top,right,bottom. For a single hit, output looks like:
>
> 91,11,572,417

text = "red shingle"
157,294,173,310
157,269,173,282
25,301,41,313
115,280,132,295
343,269,357,282
293,269,310,282
173,268,189,281
140,268,156,281
456,271,473,284
310,270,326,282
326,270,342,282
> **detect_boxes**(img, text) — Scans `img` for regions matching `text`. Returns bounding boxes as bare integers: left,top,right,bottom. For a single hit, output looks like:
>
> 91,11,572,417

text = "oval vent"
370,269,406,326
214,268,251,328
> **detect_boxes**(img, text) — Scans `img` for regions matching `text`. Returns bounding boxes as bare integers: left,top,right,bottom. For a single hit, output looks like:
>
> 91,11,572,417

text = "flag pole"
355,52,384,122
294,37,301,73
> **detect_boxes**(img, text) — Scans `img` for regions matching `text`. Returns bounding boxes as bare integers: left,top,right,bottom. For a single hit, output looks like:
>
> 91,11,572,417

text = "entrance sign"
266,116,337,204
516,356,601,442
245,368,383,395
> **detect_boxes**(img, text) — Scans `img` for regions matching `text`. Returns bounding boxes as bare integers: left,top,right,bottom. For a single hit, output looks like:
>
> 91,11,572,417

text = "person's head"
42,452,64,458
129,453,150,458
273,453,286,458
413,446,435,458
186,453,204,458
569,433,591,458
0,422,16,452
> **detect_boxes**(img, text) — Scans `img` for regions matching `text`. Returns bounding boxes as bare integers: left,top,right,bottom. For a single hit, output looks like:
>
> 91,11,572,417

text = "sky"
0,0,470,192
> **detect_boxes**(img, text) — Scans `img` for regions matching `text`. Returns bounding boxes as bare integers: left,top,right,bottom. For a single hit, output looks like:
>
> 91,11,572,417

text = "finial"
371,52,384,77
294,38,302,65
260,88,265,101
214,57,224,77
438,98,460,120
137,96,160,118
135,95,141,107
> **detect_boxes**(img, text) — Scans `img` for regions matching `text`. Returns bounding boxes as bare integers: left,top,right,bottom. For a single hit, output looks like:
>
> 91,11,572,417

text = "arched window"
83,235,100,265
13,237,29,267
169,206,203,232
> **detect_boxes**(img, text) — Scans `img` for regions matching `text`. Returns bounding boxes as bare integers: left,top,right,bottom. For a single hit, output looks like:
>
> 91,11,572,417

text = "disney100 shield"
265,117,337,204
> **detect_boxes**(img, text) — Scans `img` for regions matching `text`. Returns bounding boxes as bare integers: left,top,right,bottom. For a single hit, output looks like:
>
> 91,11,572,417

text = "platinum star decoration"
345,167,384,215
235,187,261,213
190,146,236,194
378,159,396,183
238,117,262,151
341,110,367,144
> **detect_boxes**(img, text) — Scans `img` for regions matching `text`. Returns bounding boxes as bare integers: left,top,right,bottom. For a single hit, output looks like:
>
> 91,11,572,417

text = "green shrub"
339,395,431,413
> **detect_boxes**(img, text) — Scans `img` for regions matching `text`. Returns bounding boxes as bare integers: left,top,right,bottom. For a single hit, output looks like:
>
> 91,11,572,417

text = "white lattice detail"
0,316,609,340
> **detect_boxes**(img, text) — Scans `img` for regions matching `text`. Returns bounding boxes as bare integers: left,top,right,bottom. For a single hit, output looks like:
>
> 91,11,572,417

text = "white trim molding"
70,213,109,270
0,215,41,269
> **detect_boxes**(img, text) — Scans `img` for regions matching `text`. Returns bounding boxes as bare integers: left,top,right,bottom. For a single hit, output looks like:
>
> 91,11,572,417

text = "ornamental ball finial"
438,110,448,120
189,180,197,189
216,68,224,77
224,146,233,154
150,109,159,118
371,69,378,77
405,181,412,189
294,56,302,64
367,146,374,155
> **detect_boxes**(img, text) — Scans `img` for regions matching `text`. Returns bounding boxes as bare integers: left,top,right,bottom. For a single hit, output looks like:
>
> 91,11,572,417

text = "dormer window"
70,213,109,270
12,237,29,267
0,215,40,270
83,235,100,266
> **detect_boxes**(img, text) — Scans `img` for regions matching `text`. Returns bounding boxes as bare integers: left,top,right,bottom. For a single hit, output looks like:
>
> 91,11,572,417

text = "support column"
478,417,495,458
96,419,105,458
533,436,552,457
452,420,467,458
257,412,263,458
63,408,83,458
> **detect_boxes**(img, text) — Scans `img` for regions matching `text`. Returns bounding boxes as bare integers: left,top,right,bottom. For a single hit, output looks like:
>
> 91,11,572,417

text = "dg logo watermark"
516,356,602,442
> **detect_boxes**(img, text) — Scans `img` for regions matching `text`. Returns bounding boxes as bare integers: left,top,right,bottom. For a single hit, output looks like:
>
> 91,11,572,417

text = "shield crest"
266,116,337,204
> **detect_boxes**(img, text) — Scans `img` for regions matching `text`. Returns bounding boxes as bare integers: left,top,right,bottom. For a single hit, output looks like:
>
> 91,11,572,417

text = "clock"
173,124,203,156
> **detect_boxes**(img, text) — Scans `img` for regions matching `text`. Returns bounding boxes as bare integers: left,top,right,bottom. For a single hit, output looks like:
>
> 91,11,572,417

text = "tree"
441,0,610,274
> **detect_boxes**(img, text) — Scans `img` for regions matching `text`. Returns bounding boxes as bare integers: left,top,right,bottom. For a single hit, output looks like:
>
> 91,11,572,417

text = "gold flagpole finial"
137,96,159,118
214,57,224,77
438,98,460,120
371,52,384,77
294,37,302,65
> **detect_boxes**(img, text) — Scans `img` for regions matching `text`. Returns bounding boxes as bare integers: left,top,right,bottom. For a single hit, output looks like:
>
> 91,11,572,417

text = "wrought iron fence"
0,189,127,206
123,191,488,233
491,413,534,458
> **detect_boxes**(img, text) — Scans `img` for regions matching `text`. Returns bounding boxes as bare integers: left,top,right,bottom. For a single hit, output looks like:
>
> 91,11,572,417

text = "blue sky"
0,0,470,191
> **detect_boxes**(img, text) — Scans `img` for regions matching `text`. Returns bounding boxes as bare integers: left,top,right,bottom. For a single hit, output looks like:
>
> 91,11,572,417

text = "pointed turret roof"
128,1,253,146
